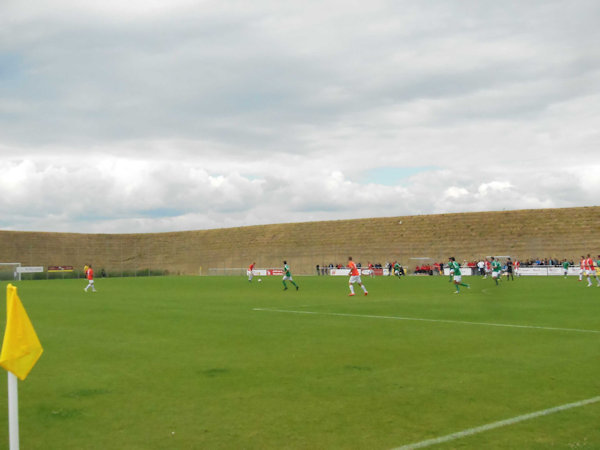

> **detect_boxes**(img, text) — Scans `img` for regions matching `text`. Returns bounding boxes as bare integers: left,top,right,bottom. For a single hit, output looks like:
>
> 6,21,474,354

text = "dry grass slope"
0,206,598,275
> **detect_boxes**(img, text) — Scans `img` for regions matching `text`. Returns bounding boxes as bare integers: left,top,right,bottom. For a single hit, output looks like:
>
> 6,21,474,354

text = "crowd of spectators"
414,264,434,275
518,258,575,267
316,257,578,276
458,258,576,267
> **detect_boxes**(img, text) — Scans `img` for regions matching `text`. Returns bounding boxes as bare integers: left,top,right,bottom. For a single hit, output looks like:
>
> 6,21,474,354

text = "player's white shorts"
492,271,499,279
586,269,595,276
349,275,362,284
283,275,293,281
453,275,461,283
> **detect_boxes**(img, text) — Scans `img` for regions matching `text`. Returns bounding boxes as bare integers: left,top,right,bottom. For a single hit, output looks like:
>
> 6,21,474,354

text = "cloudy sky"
1,0,599,233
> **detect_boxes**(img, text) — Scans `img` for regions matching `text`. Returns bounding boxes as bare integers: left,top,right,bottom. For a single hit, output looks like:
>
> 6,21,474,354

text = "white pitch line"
252,308,600,334
392,395,600,449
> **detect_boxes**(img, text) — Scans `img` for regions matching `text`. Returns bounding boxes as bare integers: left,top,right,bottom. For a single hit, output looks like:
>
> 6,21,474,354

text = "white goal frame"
0,263,22,281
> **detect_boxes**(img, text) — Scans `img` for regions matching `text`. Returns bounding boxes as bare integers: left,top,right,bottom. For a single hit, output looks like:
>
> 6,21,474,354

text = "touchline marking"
252,308,600,334
392,396,600,449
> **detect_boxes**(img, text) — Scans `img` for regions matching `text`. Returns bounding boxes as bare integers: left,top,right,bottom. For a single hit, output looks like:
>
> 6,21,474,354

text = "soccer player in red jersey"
348,256,368,296
585,254,599,287
367,261,375,278
247,262,255,282
84,264,97,292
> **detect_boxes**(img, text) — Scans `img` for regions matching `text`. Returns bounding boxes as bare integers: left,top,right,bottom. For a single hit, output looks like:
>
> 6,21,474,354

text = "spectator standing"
477,259,485,276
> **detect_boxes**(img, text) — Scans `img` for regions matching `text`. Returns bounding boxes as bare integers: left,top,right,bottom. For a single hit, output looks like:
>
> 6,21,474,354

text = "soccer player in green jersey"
562,260,569,278
448,257,470,293
393,262,401,278
282,260,299,291
491,257,502,285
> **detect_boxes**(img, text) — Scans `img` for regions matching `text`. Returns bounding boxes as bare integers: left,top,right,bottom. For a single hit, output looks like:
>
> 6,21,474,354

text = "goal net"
0,263,22,281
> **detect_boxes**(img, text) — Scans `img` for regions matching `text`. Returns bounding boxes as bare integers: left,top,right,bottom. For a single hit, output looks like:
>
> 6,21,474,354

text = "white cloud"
444,187,470,200
0,1,599,232
476,181,512,197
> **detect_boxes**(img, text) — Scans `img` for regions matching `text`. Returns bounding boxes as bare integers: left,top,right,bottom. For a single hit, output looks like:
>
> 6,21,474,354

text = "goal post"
0,263,22,281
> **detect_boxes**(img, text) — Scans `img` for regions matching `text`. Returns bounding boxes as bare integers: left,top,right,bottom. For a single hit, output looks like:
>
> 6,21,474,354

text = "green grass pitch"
1,275,599,449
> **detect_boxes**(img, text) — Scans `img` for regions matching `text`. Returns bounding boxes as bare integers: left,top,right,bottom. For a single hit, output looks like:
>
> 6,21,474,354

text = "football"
258,278,262,282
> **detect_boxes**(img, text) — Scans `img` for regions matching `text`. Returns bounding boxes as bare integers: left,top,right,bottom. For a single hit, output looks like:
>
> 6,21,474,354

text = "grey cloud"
0,1,599,232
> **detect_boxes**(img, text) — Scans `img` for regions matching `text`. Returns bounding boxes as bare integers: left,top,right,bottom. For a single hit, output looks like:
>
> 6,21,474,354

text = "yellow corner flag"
0,284,43,381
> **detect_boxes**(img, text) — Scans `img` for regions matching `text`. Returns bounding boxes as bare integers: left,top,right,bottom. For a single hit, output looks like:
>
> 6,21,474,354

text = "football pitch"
1,275,599,449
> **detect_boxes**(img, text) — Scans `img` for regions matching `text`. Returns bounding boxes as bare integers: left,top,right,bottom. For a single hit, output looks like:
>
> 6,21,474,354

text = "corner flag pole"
0,284,44,450
7,372,19,450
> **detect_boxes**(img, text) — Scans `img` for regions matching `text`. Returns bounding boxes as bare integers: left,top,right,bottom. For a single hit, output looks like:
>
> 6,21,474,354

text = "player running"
491,257,502,286
348,256,368,296
448,257,469,293
282,261,299,291
393,261,402,278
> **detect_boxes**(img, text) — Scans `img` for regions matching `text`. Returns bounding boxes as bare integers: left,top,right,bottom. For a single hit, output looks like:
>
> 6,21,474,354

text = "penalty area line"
252,308,600,334
392,395,600,449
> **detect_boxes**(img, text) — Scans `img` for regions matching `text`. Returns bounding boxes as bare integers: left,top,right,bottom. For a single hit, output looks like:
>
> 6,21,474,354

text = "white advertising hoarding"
443,267,474,276
330,269,351,276
16,266,44,273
